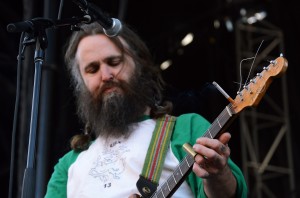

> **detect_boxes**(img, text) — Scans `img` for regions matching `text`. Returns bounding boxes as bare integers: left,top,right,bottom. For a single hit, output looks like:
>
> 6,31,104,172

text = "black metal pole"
6,15,95,198
21,30,47,198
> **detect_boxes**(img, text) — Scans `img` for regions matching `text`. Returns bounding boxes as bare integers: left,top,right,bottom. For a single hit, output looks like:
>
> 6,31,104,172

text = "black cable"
57,0,64,20
8,32,26,198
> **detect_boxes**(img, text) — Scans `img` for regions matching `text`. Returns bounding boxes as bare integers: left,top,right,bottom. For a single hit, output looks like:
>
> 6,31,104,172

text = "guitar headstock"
231,56,288,114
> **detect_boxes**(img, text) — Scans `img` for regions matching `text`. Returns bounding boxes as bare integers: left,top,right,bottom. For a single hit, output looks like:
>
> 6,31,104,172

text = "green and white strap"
136,114,176,197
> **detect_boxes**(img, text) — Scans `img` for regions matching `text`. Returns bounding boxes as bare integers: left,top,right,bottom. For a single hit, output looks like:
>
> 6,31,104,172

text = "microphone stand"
20,26,47,198
7,16,91,198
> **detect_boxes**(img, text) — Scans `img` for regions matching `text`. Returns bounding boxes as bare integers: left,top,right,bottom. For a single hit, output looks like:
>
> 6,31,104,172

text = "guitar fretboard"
151,105,234,198
203,105,233,139
151,154,194,198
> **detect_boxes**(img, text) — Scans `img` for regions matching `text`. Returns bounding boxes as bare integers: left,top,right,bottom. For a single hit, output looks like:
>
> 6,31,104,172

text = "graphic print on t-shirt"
88,140,130,184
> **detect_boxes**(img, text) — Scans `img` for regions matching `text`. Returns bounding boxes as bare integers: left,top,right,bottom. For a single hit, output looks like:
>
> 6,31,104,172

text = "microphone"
6,16,92,33
7,18,54,33
72,0,122,37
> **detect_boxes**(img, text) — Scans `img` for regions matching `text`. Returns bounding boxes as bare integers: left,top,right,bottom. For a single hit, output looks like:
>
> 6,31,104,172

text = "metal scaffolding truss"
235,19,295,198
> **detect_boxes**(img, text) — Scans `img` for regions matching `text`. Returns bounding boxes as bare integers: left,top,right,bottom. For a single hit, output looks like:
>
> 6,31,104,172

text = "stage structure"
235,17,295,198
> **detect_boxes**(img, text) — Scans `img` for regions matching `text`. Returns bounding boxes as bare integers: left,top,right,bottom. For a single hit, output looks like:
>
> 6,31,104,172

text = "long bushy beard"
76,74,148,139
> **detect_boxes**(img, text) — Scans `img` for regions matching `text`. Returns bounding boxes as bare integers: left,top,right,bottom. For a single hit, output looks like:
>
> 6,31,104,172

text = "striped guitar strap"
136,114,177,198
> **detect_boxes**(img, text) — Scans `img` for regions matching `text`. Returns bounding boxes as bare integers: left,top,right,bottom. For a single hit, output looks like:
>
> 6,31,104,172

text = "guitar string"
150,55,278,196
208,40,264,139
150,103,236,197
205,103,234,139
152,104,234,196
237,40,264,93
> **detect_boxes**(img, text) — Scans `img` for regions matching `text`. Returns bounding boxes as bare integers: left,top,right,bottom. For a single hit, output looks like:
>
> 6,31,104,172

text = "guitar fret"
207,128,213,138
179,165,183,176
172,174,177,184
204,106,233,139
181,156,192,173
166,176,175,191
167,181,170,191
155,189,163,198
154,155,195,198
152,193,157,198
174,169,182,183
187,155,195,168
220,109,230,126
185,156,191,167
226,106,232,117
217,118,222,128
160,182,169,198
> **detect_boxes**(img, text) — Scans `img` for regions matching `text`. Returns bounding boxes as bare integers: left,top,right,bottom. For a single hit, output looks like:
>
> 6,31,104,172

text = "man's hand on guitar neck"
192,132,237,198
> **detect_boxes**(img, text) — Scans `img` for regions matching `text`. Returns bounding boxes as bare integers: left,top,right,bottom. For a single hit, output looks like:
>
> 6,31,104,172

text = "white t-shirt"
67,119,194,198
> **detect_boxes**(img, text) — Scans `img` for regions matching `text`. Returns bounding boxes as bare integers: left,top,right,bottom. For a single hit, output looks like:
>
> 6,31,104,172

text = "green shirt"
45,113,248,198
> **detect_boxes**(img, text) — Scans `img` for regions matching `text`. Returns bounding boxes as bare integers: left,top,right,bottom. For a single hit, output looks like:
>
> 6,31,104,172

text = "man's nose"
101,66,114,82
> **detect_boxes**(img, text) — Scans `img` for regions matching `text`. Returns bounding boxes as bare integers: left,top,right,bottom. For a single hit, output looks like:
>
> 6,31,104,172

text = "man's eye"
85,64,99,73
108,57,122,67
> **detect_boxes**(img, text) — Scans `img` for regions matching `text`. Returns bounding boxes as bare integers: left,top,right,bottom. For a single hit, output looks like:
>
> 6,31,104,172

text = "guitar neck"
152,105,236,198
150,56,288,198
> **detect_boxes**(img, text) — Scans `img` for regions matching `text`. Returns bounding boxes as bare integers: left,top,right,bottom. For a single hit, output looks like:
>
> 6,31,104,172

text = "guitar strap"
136,114,177,198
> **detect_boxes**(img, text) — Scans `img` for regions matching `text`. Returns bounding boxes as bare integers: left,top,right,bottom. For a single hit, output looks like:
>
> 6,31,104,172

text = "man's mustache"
96,81,122,99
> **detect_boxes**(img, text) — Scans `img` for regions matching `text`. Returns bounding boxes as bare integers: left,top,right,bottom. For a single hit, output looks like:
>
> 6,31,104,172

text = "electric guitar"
130,55,288,198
